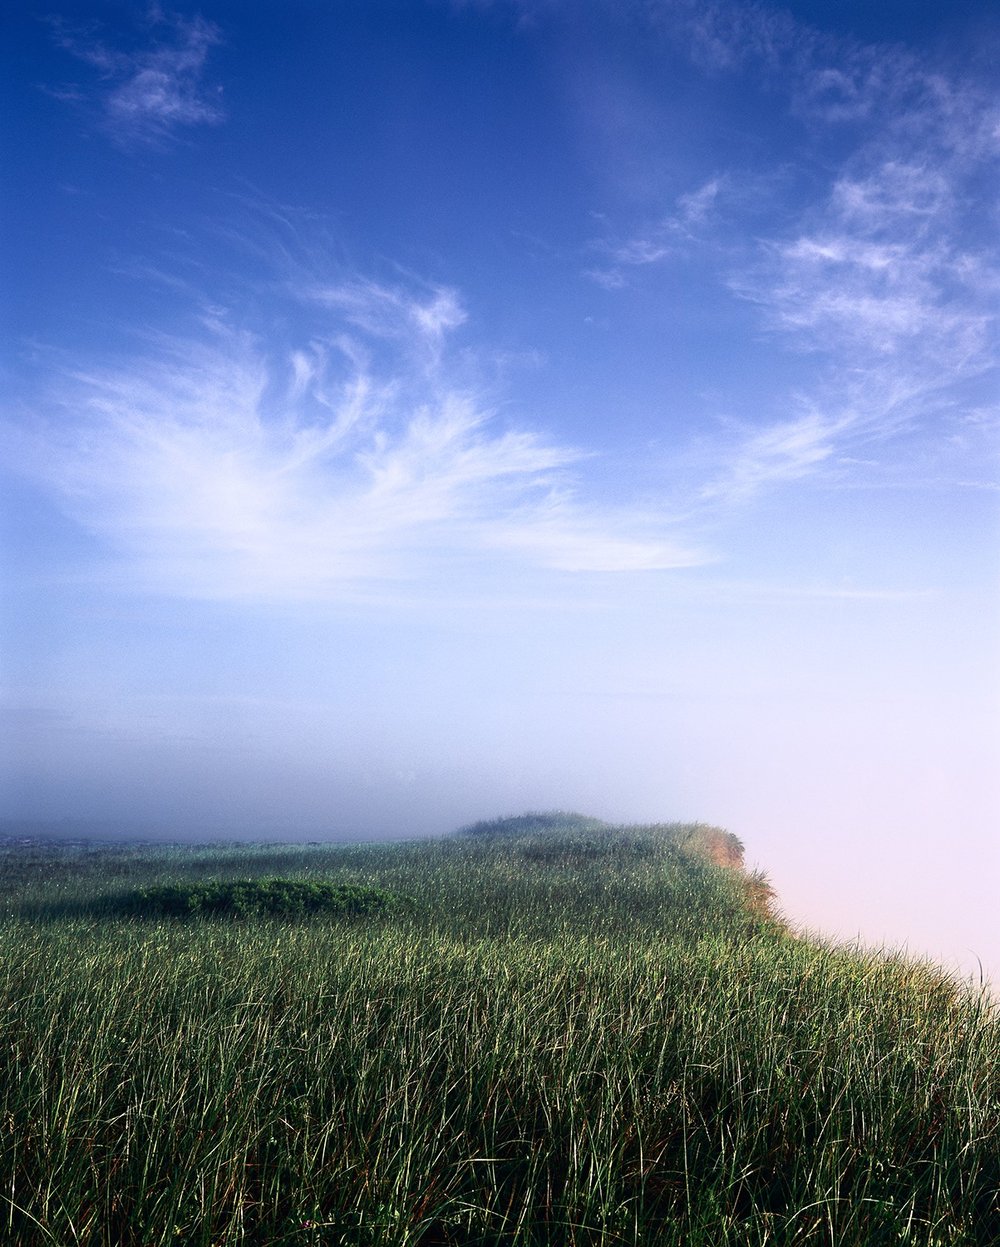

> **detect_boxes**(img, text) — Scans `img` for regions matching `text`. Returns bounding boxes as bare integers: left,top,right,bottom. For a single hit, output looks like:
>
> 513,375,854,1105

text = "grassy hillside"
0,818,995,1245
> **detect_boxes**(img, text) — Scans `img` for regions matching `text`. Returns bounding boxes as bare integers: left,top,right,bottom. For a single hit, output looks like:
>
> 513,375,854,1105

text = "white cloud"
830,163,953,227
585,176,725,287
575,0,998,506
12,277,708,602
677,177,724,224
745,152,998,374
637,0,1000,501
305,280,468,363
491,523,707,572
701,409,841,503
50,10,224,145
582,267,628,291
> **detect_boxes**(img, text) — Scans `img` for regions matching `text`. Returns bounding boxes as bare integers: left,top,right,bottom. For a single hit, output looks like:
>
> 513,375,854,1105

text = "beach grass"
0,819,995,1245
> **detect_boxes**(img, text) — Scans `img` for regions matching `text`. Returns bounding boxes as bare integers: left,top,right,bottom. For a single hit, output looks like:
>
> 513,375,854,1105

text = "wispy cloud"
49,8,224,145
585,177,725,288
718,123,998,497
740,154,997,370
303,279,468,372
598,1,1000,503
10,271,707,602
664,0,931,127
700,409,841,502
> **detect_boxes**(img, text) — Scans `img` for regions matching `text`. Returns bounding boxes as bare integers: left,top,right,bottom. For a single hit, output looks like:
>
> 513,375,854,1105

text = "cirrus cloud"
48,8,225,146
10,272,708,602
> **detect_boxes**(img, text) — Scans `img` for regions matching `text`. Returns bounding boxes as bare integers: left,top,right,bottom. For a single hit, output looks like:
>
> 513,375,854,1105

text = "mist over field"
3,0,999,986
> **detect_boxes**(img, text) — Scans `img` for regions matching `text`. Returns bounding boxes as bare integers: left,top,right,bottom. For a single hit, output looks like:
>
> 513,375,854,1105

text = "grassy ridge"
0,821,995,1245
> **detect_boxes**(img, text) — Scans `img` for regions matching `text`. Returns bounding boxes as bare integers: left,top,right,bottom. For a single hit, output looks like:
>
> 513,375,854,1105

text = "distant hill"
455,810,742,864
454,810,610,838
454,810,774,921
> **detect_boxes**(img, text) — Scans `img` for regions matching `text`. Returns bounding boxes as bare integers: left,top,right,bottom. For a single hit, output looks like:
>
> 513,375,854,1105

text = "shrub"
124,878,399,920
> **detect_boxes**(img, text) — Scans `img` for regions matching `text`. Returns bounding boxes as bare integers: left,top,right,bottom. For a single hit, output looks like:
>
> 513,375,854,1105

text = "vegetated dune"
456,809,745,867
0,813,994,1246
456,810,777,923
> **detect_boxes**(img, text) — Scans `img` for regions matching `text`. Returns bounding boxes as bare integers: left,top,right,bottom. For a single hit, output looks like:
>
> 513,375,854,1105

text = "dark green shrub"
124,878,399,920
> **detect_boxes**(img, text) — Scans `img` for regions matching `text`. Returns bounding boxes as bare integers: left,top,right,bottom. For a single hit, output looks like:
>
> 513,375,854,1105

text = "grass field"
0,816,996,1245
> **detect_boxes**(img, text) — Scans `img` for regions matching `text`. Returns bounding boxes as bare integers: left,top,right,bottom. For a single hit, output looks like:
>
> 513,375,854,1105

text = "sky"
2,0,998,982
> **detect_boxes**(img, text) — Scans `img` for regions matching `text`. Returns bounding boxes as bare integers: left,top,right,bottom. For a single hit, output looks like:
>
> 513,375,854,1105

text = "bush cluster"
129,877,397,919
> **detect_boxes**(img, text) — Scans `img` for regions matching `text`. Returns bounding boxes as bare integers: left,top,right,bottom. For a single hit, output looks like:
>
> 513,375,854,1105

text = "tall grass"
0,824,995,1245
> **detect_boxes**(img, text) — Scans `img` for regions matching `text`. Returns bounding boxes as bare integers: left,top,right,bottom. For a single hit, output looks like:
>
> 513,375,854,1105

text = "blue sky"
2,1,998,980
